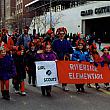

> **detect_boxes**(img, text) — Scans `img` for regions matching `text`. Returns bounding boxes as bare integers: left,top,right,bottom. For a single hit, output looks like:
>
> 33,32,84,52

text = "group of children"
0,26,110,100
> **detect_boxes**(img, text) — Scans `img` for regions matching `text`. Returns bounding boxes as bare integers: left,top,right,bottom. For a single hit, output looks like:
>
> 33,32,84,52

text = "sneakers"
15,90,20,94
105,85,110,90
20,92,26,96
87,84,92,88
76,89,80,93
96,85,100,90
62,86,69,91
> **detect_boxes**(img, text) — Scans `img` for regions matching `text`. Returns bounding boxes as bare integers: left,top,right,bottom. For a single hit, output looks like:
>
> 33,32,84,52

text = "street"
0,82,110,110
1,0,110,109
0,43,110,110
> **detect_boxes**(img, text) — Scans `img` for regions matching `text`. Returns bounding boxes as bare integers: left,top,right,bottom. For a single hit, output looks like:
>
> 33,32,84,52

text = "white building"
26,1,110,42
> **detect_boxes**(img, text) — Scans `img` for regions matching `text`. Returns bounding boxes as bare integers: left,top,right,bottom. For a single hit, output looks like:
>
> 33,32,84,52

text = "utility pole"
34,11,36,29
50,0,52,30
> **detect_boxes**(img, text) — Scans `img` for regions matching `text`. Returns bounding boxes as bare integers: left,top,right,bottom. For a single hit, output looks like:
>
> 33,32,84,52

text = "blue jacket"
0,55,16,80
16,34,32,50
72,50,92,62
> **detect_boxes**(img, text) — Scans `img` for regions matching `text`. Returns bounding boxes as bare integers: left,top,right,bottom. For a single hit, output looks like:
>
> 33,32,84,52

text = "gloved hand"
77,59,81,63
90,60,94,64
100,62,104,67
94,62,98,67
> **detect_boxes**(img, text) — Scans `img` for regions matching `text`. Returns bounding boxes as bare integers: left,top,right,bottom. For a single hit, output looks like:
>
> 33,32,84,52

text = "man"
52,27,73,91
16,26,32,50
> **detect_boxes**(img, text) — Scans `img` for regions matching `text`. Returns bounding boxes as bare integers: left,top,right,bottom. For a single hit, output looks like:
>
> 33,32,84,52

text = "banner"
57,61,110,84
35,61,58,86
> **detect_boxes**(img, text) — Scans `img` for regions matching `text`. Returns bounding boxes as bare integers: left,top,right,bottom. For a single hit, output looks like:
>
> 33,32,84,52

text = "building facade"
26,1,110,42
16,0,33,33
25,0,87,33
0,0,16,33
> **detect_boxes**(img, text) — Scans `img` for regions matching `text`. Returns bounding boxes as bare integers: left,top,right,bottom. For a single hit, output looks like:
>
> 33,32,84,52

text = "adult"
16,26,32,50
52,27,73,91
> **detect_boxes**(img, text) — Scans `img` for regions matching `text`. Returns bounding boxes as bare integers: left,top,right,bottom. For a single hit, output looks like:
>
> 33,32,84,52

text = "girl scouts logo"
44,70,57,82
46,70,52,76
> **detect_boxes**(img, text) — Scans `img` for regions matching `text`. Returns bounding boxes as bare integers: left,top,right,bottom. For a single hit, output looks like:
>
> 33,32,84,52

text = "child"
25,42,37,87
72,42,92,93
62,53,70,91
41,44,57,96
89,44,101,90
0,46,16,100
101,47,110,90
13,45,26,96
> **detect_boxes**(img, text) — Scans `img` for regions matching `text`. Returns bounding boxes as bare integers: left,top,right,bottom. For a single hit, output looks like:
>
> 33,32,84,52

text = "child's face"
103,48,109,54
78,44,83,50
0,49,6,57
31,45,35,51
93,48,97,52
45,45,51,52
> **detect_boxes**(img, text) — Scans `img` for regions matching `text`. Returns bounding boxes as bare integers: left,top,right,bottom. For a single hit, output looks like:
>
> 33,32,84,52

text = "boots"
1,90,5,99
4,90,10,100
1,90,10,100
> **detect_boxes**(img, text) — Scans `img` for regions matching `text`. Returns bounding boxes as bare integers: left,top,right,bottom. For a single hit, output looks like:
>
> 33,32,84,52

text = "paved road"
0,82,110,110
0,43,110,110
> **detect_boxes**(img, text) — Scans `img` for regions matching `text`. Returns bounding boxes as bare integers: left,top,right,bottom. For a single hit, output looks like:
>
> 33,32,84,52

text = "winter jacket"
12,52,26,80
52,39,73,60
16,34,32,50
72,50,92,62
43,51,57,61
101,54,110,67
91,52,101,67
0,55,16,80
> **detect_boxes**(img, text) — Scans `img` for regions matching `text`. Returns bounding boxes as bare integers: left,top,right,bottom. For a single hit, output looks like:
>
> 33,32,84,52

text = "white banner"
35,61,58,86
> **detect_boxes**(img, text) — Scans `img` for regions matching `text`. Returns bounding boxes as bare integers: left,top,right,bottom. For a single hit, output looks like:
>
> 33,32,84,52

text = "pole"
50,0,52,29
34,11,36,29
4,0,6,27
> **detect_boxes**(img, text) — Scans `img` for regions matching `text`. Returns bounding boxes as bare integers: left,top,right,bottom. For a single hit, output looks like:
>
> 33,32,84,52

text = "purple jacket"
43,51,57,61
0,55,16,80
52,39,73,60
101,54,110,64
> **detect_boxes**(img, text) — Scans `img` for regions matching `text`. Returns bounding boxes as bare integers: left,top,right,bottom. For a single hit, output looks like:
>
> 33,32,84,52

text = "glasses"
78,45,83,46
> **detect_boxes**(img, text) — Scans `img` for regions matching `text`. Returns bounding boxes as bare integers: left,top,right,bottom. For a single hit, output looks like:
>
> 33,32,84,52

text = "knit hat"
56,27,67,35
101,46,110,52
47,29,53,35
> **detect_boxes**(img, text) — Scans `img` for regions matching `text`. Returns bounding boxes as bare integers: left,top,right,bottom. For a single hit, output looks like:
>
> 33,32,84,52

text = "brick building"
0,0,33,33
16,0,33,33
0,0,16,33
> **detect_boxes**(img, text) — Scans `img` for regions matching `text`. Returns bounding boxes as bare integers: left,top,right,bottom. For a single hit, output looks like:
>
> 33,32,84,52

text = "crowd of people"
0,26,110,100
